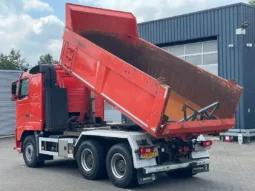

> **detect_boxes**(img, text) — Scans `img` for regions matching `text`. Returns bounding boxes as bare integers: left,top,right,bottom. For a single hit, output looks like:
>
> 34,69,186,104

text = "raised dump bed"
60,4,243,139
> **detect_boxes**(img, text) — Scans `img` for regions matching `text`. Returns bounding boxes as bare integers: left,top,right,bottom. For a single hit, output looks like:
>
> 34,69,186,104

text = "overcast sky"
0,0,249,66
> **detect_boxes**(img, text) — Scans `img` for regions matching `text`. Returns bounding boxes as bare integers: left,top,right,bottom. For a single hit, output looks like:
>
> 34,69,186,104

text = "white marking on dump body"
101,93,148,127
72,72,95,89
164,86,168,99
96,61,100,78
62,65,95,89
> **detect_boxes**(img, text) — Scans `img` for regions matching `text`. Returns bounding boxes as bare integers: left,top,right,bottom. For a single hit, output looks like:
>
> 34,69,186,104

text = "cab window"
19,79,29,99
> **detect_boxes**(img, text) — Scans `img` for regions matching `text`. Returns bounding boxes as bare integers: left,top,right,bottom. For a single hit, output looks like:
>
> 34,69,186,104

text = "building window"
186,55,202,65
168,45,184,56
203,41,217,52
203,53,218,65
186,42,202,54
161,40,218,66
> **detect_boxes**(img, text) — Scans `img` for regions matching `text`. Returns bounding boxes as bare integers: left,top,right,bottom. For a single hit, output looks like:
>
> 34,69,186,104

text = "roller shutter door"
0,70,22,136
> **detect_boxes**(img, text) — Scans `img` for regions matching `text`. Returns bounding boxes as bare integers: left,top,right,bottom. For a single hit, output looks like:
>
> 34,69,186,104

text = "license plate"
140,152,157,159
191,151,209,159
192,164,209,173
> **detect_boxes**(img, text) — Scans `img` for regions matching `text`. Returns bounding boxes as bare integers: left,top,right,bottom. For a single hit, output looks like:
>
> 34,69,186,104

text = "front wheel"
22,135,44,168
106,143,137,188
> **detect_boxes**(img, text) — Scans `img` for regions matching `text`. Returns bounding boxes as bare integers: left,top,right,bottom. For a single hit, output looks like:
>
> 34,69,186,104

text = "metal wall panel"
0,70,22,136
136,3,255,129
104,102,122,123
122,114,134,125
242,5,255,129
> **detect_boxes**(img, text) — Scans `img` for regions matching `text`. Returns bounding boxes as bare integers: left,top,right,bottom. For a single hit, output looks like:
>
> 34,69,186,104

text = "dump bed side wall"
61,29,170,137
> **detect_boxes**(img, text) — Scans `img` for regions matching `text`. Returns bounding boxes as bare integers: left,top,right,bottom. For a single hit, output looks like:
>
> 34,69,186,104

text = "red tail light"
140,147,153,154
201,140,213,147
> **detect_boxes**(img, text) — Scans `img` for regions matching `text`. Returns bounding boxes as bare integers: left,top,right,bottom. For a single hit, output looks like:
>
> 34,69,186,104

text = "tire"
106,143,137,188
166,167,197,179
22,135,44,168
76,140,106,180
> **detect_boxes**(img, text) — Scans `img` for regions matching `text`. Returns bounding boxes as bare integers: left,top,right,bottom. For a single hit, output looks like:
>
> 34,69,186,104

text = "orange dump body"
60,4,243,139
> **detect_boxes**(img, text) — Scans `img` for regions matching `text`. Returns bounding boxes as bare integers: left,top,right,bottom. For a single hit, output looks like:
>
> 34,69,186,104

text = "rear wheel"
166,167,197,178
106,143,137,188
76,140,106,180
23,135,44,168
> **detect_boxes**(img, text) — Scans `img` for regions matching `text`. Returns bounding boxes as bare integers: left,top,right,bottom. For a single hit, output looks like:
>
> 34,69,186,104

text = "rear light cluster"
140,147,154,154
201,140,213,147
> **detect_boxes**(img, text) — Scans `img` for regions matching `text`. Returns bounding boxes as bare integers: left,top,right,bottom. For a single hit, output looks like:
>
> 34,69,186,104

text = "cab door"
16,78,30,130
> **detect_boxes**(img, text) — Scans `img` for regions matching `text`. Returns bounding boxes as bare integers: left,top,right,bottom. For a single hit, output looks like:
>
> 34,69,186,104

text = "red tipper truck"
11,3,243,188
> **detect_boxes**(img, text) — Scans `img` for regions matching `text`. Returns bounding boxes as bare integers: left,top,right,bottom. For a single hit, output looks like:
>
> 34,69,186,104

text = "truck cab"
11,65,103,152
11,71,43,151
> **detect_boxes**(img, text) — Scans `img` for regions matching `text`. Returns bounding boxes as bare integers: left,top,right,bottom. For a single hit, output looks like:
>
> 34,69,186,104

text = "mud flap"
137,169,157,184
192,164,209,174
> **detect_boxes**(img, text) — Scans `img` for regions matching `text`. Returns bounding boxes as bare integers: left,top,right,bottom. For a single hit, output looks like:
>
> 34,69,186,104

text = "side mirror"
11,94,17,101
11,81,17,94
11,81,18,101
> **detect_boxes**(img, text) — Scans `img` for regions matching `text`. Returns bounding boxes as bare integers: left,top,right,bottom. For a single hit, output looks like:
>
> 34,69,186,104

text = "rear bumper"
143,158,209,174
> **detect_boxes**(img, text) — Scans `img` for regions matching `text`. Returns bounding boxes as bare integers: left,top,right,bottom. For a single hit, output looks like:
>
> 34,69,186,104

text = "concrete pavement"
1,137,255,191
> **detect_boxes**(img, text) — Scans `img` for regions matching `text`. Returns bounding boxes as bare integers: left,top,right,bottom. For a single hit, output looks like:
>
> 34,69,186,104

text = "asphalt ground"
1,137,255,191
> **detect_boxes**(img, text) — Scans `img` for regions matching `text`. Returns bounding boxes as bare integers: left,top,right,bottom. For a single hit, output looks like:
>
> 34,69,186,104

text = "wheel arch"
20,131,35,152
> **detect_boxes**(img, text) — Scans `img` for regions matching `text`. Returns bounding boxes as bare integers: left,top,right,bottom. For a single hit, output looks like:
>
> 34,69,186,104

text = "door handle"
25,114,30,118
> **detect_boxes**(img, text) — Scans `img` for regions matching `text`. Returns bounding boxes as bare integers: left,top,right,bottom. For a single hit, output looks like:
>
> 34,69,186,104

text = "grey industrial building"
0,70,22,136
123,3,255,132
